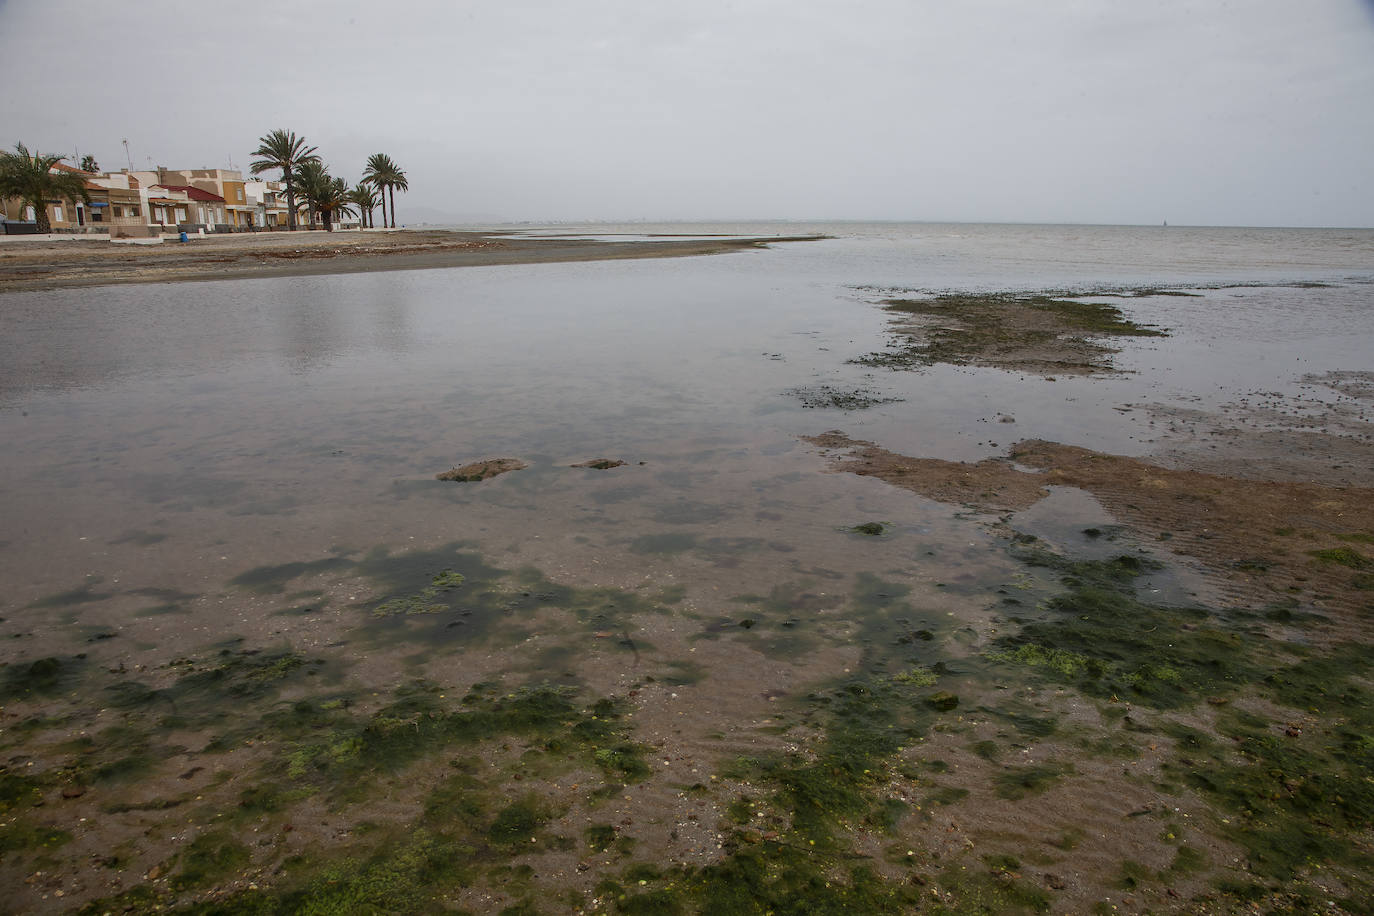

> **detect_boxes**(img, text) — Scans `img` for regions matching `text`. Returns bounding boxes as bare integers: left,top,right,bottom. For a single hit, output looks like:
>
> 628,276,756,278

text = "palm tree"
349,182,378,229
362,153,393,229
315,177,356,232
0,143,91,233
249,129,318,231
385,162,408,228
294,160,330,230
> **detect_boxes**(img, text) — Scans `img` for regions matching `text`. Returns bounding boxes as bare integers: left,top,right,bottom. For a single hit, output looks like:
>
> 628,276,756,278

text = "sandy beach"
0,229,821,292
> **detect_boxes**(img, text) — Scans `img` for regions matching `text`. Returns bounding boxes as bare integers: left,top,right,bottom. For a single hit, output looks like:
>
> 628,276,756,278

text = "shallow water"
1,222,1371,649
2,222,1373,910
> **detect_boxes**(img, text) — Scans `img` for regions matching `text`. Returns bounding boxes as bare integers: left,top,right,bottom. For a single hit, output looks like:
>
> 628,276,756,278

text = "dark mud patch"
852,291,1167,376
785,383,902,410
229,557,352,594
437,457,528,482
807,430,1374,620
27,579,115,608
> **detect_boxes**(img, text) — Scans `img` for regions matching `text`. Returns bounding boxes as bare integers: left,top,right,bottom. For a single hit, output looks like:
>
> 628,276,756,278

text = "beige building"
2,162,152,236
151,169,255,228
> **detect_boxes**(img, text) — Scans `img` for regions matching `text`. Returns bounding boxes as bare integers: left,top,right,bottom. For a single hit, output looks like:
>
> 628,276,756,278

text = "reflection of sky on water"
0,223,1370,619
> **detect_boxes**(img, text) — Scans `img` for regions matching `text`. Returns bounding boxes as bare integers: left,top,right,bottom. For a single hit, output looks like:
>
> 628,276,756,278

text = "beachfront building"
151,185,228,231
5,157,337,236
84,171,149,237
154,169,255,228
144,185,192,231
1,161,152,236
244,179,290,229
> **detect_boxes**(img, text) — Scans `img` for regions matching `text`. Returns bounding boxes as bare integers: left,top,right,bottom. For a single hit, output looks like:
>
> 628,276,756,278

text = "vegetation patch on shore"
852,291,1167,376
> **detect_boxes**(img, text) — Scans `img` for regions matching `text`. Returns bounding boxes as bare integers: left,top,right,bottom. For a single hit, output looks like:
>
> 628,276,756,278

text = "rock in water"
436,458,528,482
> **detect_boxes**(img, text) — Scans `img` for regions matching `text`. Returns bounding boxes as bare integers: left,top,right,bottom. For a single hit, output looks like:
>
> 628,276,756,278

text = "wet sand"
0,229,822,292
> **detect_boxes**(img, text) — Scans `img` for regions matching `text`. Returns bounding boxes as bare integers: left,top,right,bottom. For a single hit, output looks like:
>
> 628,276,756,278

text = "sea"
1,222,1371,646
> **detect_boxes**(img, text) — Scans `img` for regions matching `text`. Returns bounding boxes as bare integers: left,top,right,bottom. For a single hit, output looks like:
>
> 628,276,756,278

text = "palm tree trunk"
32,199,51,234
389,186,396,228
378,187,387,231
285,167,297,231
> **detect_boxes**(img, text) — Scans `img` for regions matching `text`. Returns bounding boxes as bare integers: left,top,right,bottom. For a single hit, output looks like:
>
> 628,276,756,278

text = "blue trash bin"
179,231,188,243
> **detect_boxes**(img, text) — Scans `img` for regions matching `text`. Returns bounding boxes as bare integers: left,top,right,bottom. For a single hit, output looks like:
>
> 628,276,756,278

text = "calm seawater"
1,222,1371,658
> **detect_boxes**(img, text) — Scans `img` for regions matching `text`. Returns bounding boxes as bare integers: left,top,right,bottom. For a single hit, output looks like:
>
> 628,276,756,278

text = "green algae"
0,821,72,855
0,655,84,699
72,678,650,913
172,830,251,891
988,553,1261,708
269,683,650,805
202,829,474,915
935,865,1051,914
0,769,46,812
593,742,652,780
586,824,635,855
487,795,556,847
1309,546,1372,570
986,539,1374,904
994,761,1073,800
609,843,923,915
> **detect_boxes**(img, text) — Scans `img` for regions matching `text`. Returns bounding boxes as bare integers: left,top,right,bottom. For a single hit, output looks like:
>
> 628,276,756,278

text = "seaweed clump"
852,292,1167,376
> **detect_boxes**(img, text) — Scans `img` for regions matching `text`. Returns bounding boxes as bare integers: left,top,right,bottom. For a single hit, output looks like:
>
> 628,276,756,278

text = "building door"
76,206,85,226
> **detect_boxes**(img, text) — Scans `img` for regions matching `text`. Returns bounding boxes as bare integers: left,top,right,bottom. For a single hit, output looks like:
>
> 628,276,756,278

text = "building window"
25,206,35,220
129,205,141,218
53,206,64,223
92,209,103,222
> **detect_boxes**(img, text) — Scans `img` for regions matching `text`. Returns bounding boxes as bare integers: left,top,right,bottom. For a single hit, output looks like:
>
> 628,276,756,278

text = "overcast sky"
2,0,1372,226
